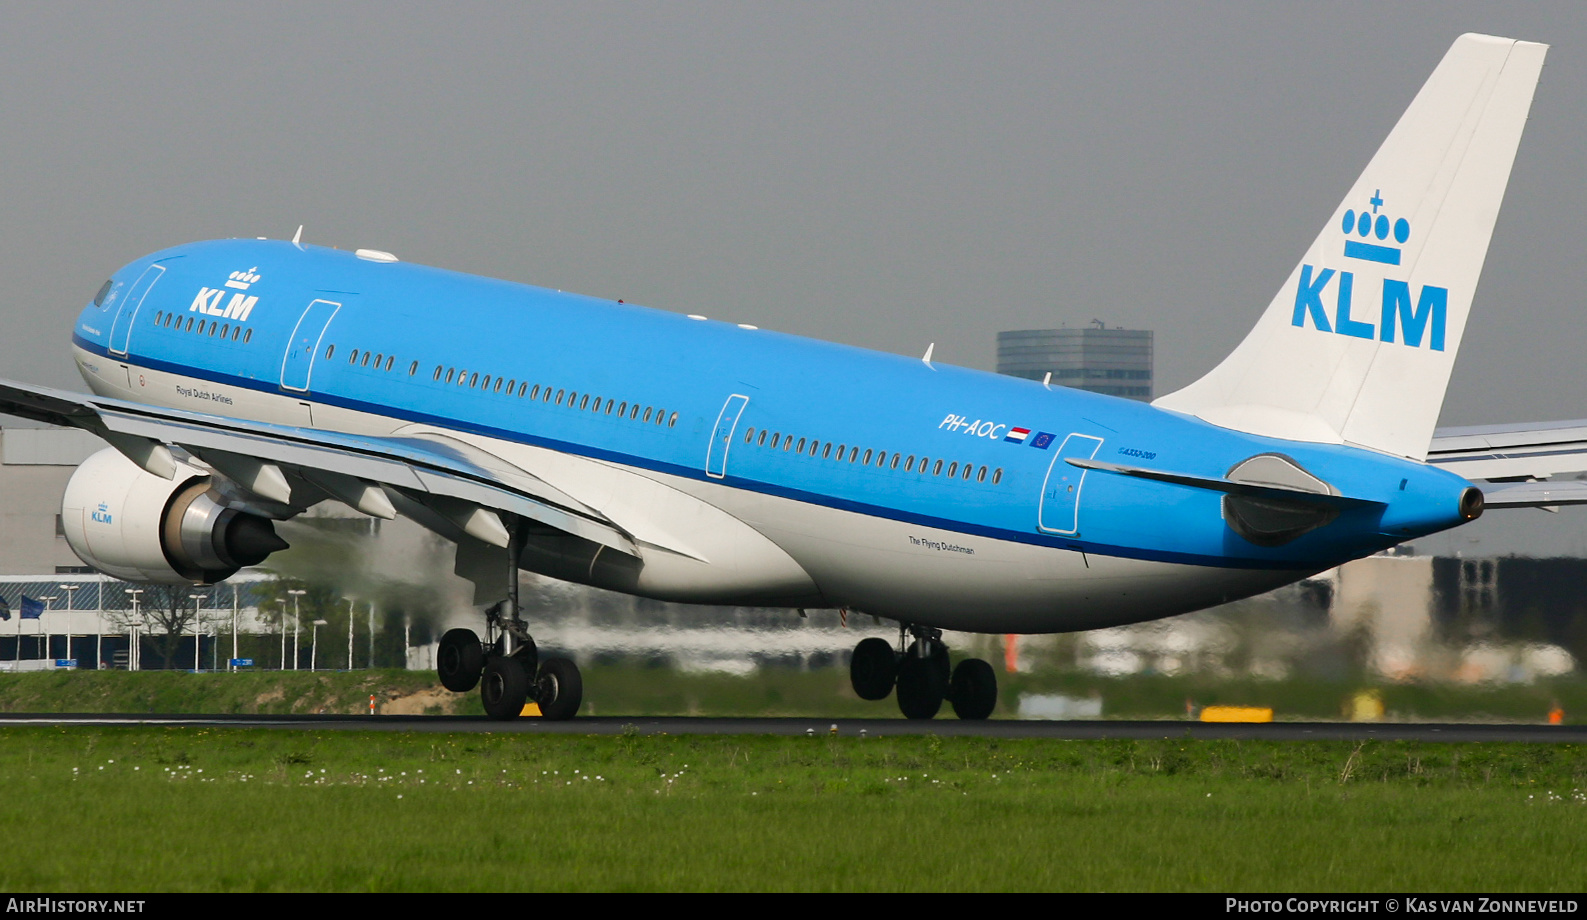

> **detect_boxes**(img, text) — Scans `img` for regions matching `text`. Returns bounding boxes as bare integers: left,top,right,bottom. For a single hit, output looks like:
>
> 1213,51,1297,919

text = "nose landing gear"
847,623,998,720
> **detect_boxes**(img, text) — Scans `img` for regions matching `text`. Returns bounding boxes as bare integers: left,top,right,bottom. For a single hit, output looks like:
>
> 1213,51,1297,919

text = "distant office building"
996,324,1154,400
0,427,106,575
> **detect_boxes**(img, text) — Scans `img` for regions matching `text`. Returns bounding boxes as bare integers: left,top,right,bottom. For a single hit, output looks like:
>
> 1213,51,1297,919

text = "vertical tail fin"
1154,34,1547,460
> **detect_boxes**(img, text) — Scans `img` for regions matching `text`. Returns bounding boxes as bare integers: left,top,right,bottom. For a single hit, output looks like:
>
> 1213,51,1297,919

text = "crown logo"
1341,191,1410,266
225,267,262,290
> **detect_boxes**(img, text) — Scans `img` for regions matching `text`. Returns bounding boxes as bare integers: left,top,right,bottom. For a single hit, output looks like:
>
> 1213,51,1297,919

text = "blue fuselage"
68,240,1478,629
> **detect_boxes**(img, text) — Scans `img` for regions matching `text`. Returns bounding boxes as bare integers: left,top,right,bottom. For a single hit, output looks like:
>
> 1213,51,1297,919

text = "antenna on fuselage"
922,342,935,369
291,225,304,247
1043,371,1052,389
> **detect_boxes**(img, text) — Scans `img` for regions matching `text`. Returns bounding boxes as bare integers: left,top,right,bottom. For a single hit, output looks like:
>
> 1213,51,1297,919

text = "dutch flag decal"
1005,427,1031,444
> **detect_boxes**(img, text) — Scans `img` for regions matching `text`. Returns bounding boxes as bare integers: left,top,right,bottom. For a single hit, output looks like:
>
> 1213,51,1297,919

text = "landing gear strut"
846,623,997,720
436,515,583,721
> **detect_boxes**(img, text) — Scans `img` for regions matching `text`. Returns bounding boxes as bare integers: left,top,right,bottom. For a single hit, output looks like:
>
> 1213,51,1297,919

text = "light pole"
124,589,143,670
271,602,283,670
310,620,327,671
231,585,239,672
9,594,19,673
347,598,355,670
59,584,81,667
40,596,56,662
61,583,86,669
287,589,305,671
189,593,206,671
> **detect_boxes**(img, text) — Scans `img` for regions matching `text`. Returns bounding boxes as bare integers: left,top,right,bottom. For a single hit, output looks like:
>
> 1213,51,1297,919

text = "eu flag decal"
1030,432,1056,450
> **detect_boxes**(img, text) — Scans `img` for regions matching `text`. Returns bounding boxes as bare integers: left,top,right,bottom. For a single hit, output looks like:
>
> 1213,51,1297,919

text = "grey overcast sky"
1,2,1584,554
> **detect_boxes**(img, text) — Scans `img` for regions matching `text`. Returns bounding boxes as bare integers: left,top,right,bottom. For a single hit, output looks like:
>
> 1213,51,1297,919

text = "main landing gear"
848,625,997,720
435,517,583,721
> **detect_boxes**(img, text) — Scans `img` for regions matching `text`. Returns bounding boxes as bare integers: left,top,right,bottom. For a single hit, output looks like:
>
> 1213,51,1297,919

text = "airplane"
0,33,1575,721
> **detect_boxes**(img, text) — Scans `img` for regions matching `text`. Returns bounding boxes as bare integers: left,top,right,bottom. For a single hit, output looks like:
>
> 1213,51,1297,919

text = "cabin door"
279,298,344,392
706,394,750,479
1037,433,1104,535
107,262,170,356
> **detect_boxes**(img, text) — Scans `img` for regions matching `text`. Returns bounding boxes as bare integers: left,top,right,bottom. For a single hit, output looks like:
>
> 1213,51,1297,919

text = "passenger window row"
141,317,682,436
324,343,421,377
154,310,254,344
331,344,398,373
741,426,1004,485
428,364,679,429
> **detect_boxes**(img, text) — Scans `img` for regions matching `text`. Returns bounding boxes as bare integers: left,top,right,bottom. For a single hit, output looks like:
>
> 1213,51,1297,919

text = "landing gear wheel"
949,658,998,720
437,628,484,692
480,656,529,720
896,652,947,720
536,658,583,721
850,637,898,700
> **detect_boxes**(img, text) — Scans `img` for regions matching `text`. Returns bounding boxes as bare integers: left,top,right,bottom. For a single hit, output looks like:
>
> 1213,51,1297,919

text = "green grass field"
2,725,1585,891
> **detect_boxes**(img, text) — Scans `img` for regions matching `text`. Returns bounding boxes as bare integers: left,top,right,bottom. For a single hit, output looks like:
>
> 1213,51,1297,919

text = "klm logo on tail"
1291,192,1447,350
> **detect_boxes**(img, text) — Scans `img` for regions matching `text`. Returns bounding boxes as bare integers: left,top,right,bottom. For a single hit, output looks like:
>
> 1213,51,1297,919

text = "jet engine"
61,447,289,584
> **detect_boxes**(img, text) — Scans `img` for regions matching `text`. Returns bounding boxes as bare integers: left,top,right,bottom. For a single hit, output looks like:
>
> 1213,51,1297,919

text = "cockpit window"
92,280,113,308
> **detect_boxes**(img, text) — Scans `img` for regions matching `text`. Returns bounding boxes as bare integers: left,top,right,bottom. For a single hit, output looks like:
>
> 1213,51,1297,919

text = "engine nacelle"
62,447,289,584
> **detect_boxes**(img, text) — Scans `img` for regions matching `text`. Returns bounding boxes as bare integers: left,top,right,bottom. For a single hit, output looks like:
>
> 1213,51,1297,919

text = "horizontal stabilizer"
1429,418,1587,482
1065,457,1384,509
1477,479,1587,510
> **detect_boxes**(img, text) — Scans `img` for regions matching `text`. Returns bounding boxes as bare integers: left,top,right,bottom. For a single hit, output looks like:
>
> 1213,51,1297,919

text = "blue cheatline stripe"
71,334,1316,572
1343,240,1402,265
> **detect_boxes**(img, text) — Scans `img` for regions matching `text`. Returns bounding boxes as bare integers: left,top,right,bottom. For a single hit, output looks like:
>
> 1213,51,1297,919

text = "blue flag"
0,596,9,621
20,596,44,620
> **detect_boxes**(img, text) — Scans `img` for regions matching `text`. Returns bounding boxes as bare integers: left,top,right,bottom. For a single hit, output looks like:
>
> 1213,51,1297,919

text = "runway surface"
0,712,1583,742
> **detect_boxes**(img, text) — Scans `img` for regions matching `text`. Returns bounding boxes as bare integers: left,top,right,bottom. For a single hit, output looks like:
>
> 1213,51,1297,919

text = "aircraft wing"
1429,420,1587,509
0,378,640,557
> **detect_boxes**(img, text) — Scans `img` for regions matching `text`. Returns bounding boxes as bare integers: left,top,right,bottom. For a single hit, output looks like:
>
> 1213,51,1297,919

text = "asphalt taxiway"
0,713,1583,743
